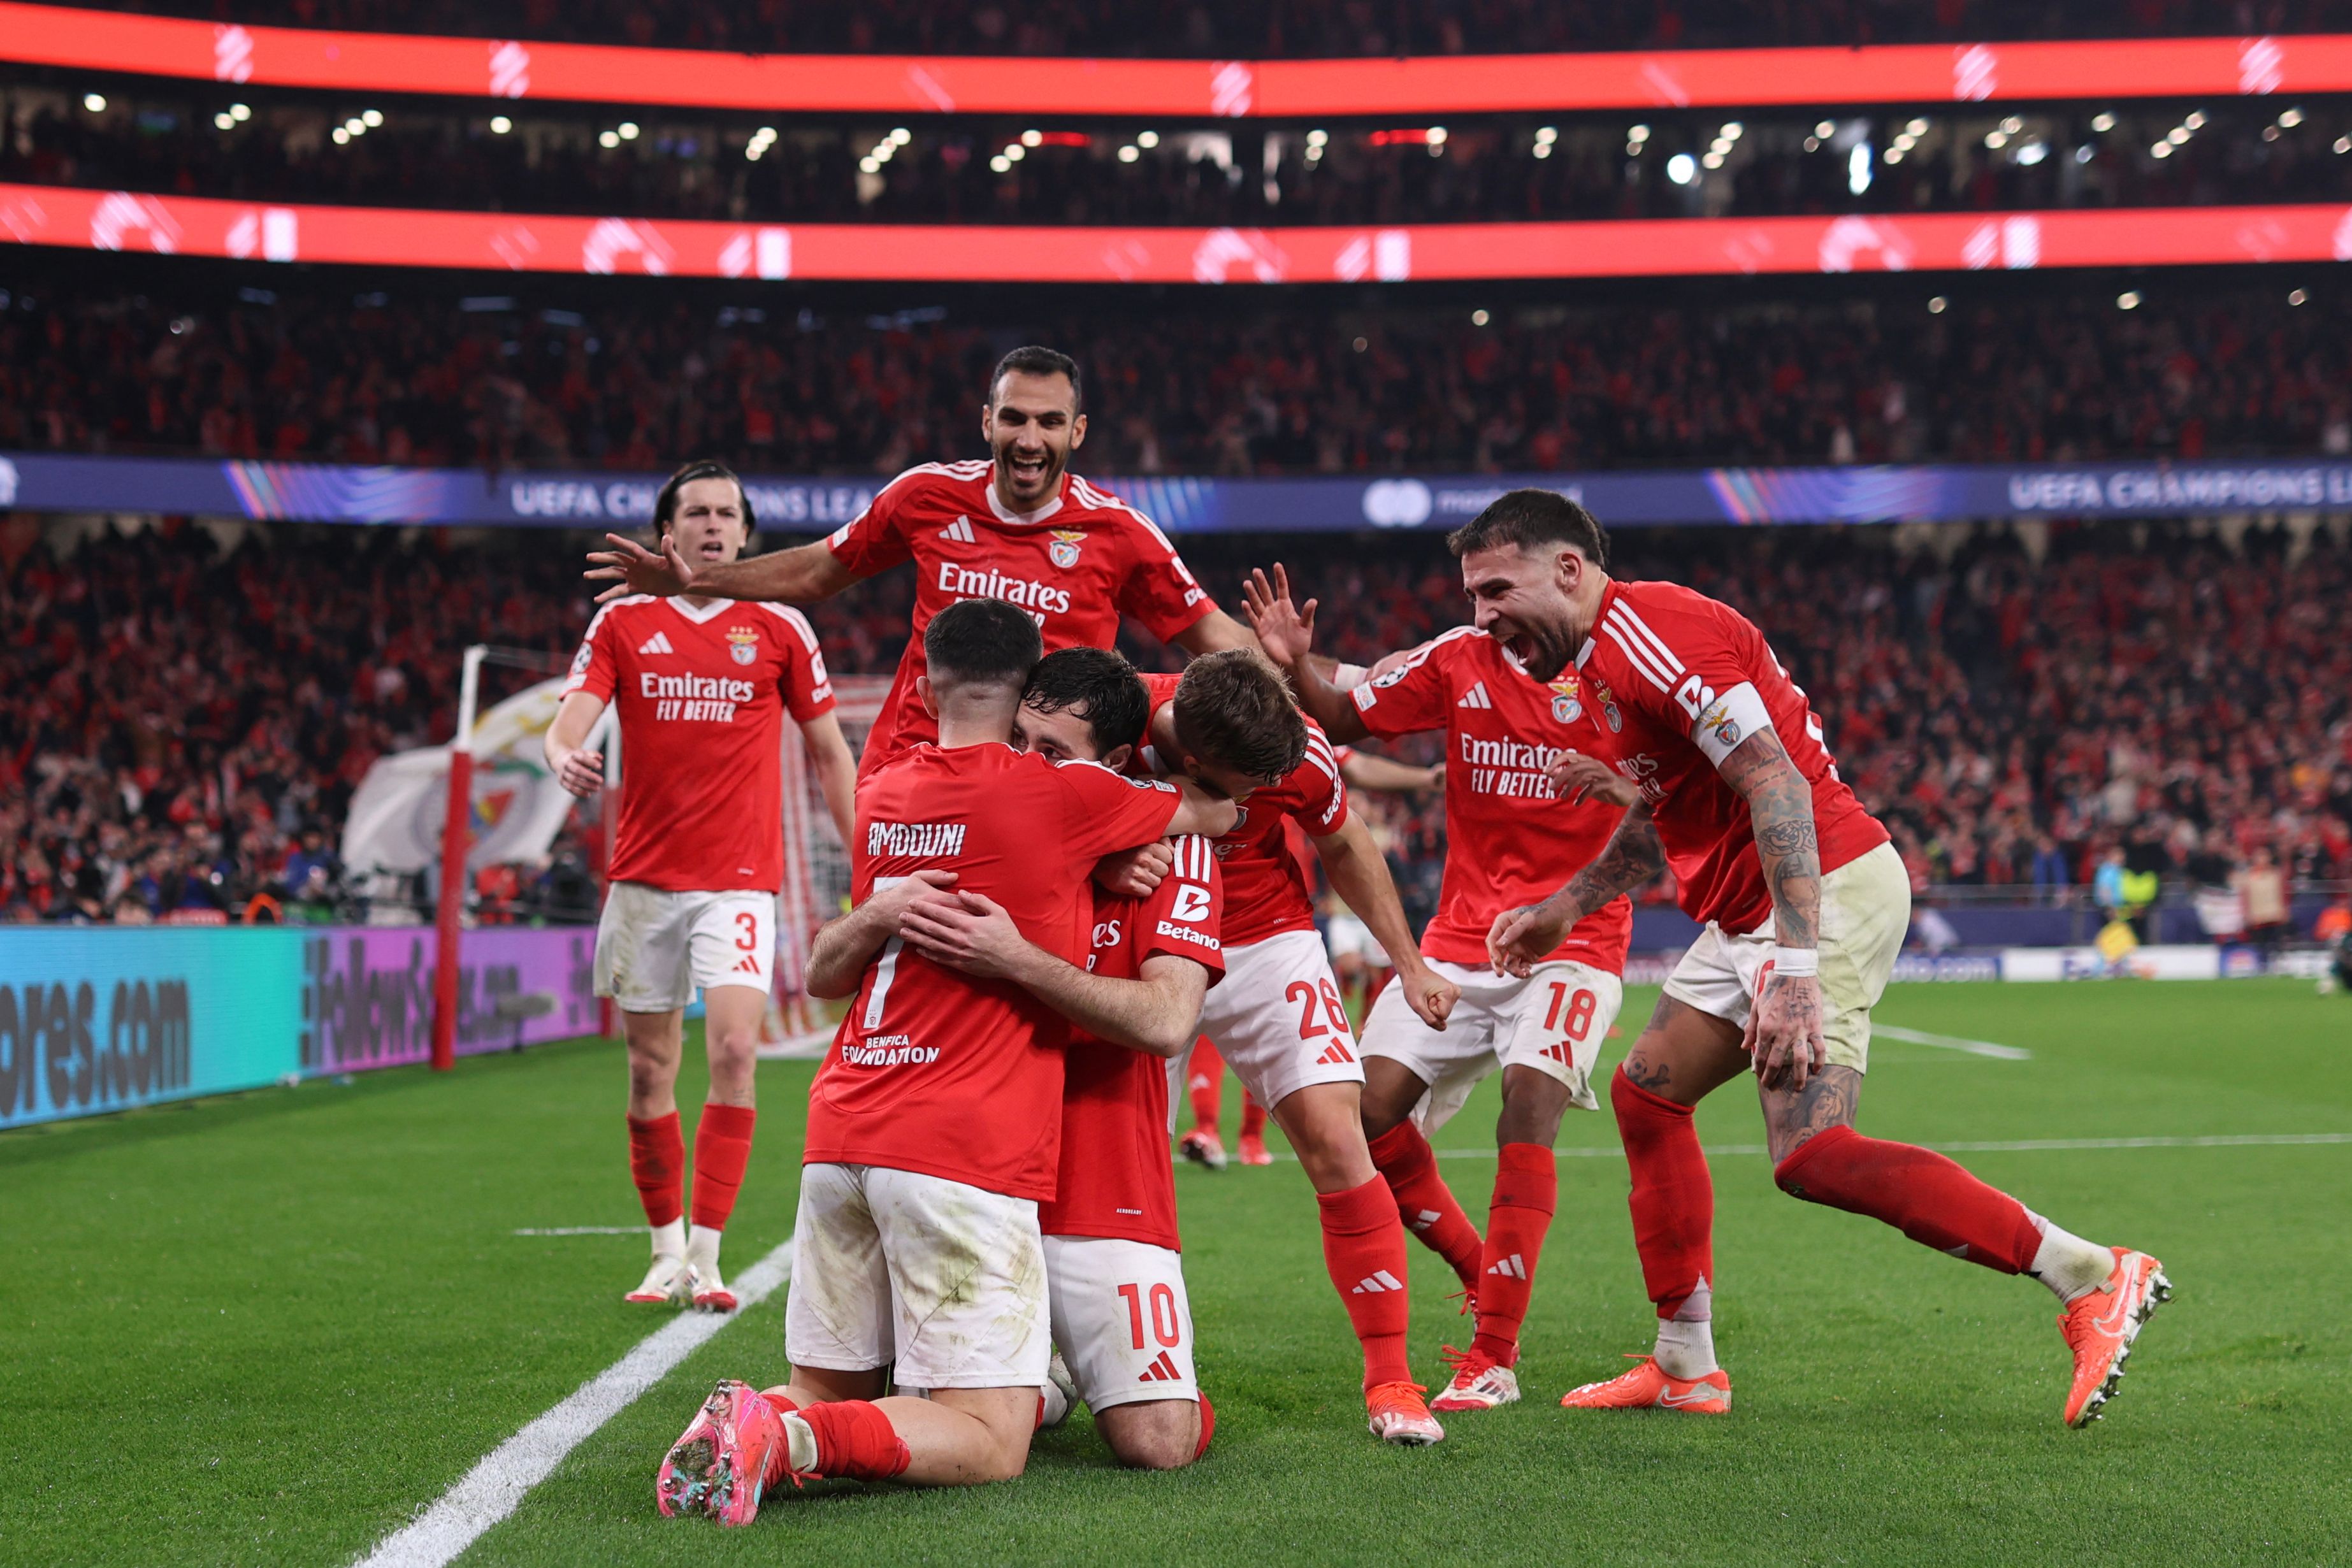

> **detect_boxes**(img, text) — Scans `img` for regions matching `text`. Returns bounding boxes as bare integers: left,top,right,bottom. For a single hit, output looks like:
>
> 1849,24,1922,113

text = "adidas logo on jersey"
731,954,761,975
1315,1040,1356,1067
1539,1040,1571,1064
1487,1253,1529,1280
937,516,978,543
1408,1209,1442,1233
1351,1270,1404,1295
1457,681,1493,710
637,631,675,656
1137,1351,1184,1384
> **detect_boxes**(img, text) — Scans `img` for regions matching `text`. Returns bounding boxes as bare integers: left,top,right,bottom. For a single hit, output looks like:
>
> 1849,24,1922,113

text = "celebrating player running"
1463,490,2168,1427
1245,563,1636,1413
546,461,857,1315
585,346,1256,772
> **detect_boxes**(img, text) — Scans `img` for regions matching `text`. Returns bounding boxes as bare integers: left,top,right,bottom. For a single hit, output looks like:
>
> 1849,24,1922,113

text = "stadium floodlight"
598,130,619,148
859,157,879,174
1118,145,1139,162
618,121,639,140
1815,120,1835,138
2337,136,2351,154
2289,288,2309,305
989,154,1011,173
2091,111,2116,132
1427,126,1447,153
2167,126,2190,145
490,115,512,133
2151,141,2172,157
82,92,105,111
1905,117,1930,137
2017,140,2047,165
1999,115,2024,135
1928,295,1949,313
332,126,350,144
2278,108,2304,128
230,103,250,122
2117,290,2142,309
1667,152,1698,184
1849,143,1873,193
1471,308,1489,325
1021,129,1043,147
1536,126,1557,144
363,108,384,127
1627,124,1649,142
1882,147,1901,163
2184,110,2206,130
1701,150,1725,170
1005,143,1025,162
1985,130,2009,149
891,127,911,144
1139,130,1161,148
214,111,234,131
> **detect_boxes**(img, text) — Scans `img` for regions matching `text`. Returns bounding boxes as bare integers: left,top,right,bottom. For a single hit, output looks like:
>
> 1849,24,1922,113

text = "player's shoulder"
1052,755,1178,795
1065,473,1174,544
1596,578,1752,681
742,600,822,645
1294,721,1344,789
1612,577,1748,633
872,459,993,508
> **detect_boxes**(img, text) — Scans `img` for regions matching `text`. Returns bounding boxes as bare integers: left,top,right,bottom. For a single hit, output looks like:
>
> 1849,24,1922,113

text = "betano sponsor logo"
1154,920,1222,952
867,821,969,858
935,562,1073,618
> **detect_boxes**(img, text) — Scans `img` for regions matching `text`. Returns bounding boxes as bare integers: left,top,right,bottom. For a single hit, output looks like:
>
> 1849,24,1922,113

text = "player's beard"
995,440,1065,508
1505,617,1576,682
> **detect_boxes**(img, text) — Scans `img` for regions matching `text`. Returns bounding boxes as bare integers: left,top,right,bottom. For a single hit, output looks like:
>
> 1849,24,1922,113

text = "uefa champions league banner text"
0,926,596,1129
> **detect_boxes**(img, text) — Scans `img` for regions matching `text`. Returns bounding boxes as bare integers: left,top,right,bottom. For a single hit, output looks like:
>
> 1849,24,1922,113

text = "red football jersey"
1137,672,1348,948
824,461,1217,775
1039,835,1227,1250
561,595,834,892
804,744,1184,1201
1571,579,1890,931
1351,627,1633,974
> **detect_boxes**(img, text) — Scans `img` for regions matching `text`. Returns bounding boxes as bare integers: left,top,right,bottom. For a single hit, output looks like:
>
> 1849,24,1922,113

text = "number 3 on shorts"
734,909,760,952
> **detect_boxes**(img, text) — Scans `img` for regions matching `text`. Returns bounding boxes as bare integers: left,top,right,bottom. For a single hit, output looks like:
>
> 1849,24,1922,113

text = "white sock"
651,1217,685,1260
685,1223,722,1273
1653,1279,1717,1378
780,1410,819,1474
2025,1214,2114,1303
1039,1377,1070,1428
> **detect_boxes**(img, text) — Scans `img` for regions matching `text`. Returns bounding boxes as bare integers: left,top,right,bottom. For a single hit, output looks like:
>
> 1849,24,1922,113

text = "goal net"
765,673,891,1054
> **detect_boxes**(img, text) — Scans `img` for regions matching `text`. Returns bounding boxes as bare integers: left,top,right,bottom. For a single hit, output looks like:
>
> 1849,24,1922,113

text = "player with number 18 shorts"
1246,565,1634,1413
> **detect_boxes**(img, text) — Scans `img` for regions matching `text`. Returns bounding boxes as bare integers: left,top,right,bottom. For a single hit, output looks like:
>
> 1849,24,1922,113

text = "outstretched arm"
586,535,860,605
1313,815,1456,1032
898,893,1210,1057
1486,799,1664,977
1239,565,1373,743
1171,607,1260,657
1717,728,1824,1090
1340,750,1440,795
1165,780,1241,840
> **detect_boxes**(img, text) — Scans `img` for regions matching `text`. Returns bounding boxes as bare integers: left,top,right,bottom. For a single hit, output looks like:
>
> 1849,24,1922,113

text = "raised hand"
1240,564,1317,671
585,532,693,604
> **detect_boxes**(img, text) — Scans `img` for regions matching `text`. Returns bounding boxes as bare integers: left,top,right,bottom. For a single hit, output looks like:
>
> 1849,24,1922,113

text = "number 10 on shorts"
1118,1282,1183,1349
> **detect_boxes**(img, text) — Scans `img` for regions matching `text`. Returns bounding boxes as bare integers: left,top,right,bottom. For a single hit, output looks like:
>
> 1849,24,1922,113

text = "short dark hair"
1172,649,1307,786
1446,487,1608,570
923,598,1043,690
1022,647,1148,758
990,345,1082,414
654,459,754,536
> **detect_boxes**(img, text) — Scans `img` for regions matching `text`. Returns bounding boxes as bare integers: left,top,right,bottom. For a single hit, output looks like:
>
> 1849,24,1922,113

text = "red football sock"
1239,1092,1267,1142
1773,1125,2043,1273
1193,1393,1216,1460
626,1111,684,1230
1317,1175,1413,1390
1187,1037,1224,1132
1366,1121,1483,1291
796,1400,911,1482
1472,1142,1557,1363
1610,1068,1715,1320
689,1102,757,1232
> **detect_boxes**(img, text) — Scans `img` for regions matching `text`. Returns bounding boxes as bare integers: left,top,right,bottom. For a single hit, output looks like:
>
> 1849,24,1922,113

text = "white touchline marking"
352,1235,794,1568
510,1226,645,1236
1235,1131,2352,1165
1872,1023,2033,1060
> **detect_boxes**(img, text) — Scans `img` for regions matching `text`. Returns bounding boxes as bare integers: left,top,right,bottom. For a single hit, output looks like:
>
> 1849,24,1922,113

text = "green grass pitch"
4,979,2348,1566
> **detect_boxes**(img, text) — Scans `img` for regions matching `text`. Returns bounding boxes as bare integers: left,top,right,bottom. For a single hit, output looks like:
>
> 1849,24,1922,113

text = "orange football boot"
2060,1248,2172,1428
1559,1355,1731,1414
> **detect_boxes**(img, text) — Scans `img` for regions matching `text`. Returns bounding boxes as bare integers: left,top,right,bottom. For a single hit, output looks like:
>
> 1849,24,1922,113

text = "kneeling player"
1248,566,1636,1411
902,647,1224,1469
655,602,1235,1523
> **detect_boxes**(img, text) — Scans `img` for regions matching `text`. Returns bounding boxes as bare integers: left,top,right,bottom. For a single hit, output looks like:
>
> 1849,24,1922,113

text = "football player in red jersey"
584,346,1258,774
1467,491,2168,1427
656,601,1236,1524
546,461,857,1315
1243,562,1637,1414
1125,649,1462,1446
896,647,1226,1470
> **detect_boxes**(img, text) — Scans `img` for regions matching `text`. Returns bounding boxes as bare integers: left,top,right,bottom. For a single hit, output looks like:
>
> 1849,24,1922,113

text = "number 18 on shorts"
1043,1235,1199,1411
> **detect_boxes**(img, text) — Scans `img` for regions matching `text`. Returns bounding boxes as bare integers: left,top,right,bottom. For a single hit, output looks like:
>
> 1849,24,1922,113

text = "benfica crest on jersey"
726,625,760,665
1548,676,1582,724
1048,529,1087,570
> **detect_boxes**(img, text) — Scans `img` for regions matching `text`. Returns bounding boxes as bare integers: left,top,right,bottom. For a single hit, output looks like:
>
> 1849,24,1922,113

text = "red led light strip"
6,182,2347,282
3,3,2350,115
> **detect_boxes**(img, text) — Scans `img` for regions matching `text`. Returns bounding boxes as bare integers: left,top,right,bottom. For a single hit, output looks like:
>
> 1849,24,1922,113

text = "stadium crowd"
61,0,2339,55
4,515,2347,930
9,89,2346,227
6,280,2350,474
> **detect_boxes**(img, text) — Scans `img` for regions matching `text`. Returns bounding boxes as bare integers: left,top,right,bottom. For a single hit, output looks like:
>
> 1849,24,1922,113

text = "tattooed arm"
1485,799,1666,977
1716,728,1826,1090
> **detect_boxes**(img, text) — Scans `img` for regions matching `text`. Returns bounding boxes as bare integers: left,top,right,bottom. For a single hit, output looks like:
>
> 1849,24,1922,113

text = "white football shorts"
1360,958,1622,1132
1661,840,1910,1073
1322,913,1389,967
1177,928,1364,1112
1043,1234,1199,1412
784,1162,1050,1390
593,881,775,1012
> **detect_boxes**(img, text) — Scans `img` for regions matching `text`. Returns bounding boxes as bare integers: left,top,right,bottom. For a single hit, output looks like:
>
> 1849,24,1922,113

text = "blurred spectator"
2235,845,2290,949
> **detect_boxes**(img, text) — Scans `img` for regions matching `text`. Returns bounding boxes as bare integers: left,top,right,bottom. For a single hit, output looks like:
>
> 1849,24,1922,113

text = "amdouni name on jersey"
867,821,970,858
1457,733,1571,800
638,670,760,723
935,563,1074,622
